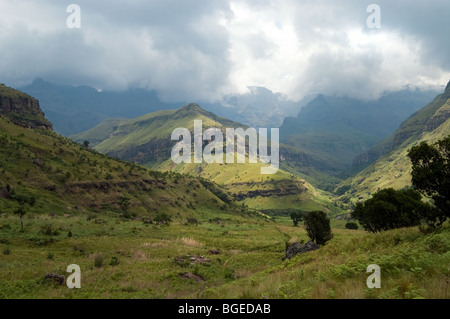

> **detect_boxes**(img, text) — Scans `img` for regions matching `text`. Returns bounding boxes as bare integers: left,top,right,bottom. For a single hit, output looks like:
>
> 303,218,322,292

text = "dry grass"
180,237,204,248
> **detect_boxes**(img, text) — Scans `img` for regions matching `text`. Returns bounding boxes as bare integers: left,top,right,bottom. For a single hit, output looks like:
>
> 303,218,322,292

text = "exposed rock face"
282,241,320,260
352,146,390,168
0,84,52,130
425,108,450,132
230,180,308,201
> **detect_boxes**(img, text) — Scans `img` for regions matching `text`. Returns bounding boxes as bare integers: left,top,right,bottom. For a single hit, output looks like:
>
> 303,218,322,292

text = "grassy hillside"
158,160,341,214
0,86,448,300
337,81,450,204
71,103,342,215
0,114,250,223
1,210,448,298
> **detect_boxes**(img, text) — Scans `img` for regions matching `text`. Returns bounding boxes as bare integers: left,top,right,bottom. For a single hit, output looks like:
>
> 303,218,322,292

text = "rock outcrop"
0,84,52,130
282,241,320,260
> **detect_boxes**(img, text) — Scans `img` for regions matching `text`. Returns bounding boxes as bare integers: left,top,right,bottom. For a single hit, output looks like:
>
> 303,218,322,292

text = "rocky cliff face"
0,84,52,130
425,108,450,132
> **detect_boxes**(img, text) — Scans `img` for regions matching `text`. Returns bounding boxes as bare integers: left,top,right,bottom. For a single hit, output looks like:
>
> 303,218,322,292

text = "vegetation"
9,187,36,230
290,211,303,227
408,135,450,227
1,211,448,298
345,222,358,230
303,211,333,245
0,84,449,299
351,188,434,233
336,84,450,204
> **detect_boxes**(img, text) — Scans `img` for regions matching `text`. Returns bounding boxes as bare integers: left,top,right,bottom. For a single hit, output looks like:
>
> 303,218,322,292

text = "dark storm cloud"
0,0,448,102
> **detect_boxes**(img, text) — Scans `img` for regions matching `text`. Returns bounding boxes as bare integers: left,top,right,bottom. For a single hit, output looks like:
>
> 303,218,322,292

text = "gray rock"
283,241,320,260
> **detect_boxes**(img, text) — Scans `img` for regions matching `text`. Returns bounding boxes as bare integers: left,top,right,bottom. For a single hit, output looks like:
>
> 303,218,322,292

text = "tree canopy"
351,188,434,232
407,135,450,226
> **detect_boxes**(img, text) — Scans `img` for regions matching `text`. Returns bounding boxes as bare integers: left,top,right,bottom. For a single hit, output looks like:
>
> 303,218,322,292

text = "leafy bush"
351,188,434,232
345,222,359,230
154,212,172,224
408,136,450,227
40,223,60,236
303,211,333,245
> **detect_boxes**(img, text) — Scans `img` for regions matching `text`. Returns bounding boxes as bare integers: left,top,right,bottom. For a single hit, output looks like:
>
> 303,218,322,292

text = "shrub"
303,211,333,245
351,188,434,232
154,212,172,225
40,223,60,236
345,222,359,230
109,256,120,266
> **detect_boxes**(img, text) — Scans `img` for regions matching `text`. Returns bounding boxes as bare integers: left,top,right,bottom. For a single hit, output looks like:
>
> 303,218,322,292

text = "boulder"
283,241,320,260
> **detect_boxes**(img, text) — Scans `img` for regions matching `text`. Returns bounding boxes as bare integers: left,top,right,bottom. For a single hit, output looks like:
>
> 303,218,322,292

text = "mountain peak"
444,80,450,98
180,103,203,112
175,103,212,118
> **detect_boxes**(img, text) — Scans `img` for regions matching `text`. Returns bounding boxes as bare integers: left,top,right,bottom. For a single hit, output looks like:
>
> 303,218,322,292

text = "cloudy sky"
0,0,449,102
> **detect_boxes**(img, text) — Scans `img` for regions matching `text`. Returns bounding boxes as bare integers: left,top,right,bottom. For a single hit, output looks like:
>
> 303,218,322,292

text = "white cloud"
0,0,448,102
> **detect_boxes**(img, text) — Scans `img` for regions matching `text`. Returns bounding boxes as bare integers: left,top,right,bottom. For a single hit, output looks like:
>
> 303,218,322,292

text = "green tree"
290,211,303,227
407,136,450,227
345,222,358,230
83,140,90,148
351,188,434,232
303,211,333,245
9,188,36,230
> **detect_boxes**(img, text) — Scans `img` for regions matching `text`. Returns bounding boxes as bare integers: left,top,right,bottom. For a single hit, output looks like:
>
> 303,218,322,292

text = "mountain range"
336,80,450,204
0,84,247,222
70,103,340,215
20,79,304,136
279,89,439,178
21,78,440,192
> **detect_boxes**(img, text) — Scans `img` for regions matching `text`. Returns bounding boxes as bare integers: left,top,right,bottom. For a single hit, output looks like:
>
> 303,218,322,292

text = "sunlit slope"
158,160,341,214
337,81,450,204
72,103,342,215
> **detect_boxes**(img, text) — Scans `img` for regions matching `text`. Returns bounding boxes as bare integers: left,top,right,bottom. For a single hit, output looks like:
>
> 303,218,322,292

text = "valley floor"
0,211,448,299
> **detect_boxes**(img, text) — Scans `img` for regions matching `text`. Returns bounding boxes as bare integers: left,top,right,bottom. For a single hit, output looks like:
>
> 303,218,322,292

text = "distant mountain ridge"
279,89,439,178
337,80,450,204
20,79,305,135
353,80,450,170
71,103,342,214
20,78,178,135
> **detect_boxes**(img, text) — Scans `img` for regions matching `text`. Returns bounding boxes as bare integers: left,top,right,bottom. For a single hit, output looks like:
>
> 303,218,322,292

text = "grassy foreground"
0,211,448,299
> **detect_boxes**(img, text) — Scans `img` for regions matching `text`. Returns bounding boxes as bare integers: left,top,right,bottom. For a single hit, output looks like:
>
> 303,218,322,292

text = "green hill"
1,86,448,300
0,89,251,223
71,103,342,215
337,80,450,205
